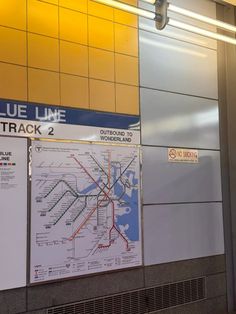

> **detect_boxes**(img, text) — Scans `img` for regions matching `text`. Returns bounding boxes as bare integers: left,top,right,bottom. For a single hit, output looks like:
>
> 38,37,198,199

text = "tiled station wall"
0,0,228,313
0,0,139,114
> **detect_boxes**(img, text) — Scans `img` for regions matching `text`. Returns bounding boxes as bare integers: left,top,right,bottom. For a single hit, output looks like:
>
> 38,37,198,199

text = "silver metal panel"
168,0,216,16
139,0,217,50
141,88,220,149
139,29,218,99
142,146,222,204
139,20,217,51
143,203,225,265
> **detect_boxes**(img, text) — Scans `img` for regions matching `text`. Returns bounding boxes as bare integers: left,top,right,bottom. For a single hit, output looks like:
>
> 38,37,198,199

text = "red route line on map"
72,155,112,201
68,155,129,250
108,151,111,191
68,195,108,241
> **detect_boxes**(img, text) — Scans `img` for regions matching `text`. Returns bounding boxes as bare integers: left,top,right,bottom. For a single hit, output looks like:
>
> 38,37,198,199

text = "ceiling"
222,0,236,5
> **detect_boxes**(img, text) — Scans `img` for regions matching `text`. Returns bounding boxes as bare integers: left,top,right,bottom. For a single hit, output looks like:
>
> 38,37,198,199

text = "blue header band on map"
0,100,140,130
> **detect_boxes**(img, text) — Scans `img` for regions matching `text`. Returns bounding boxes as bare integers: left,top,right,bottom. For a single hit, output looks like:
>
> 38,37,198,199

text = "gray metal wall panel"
139,0,217,50
143,203,224,265
139,29,218,99
168,0,216,16
141,88,220,149
142,146,222,204
139,20,217,50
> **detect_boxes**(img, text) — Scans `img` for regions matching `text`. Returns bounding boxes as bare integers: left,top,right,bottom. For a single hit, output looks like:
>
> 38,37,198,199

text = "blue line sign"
0,100,140,144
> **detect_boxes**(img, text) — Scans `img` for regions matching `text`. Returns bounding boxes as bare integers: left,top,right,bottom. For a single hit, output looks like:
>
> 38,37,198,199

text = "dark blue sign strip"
0,100,140,130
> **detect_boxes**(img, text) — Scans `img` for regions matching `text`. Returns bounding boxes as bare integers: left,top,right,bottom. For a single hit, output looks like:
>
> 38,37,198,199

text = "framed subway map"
30,140,142,283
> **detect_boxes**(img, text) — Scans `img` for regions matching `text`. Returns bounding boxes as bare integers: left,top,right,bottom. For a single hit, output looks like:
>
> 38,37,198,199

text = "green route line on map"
67,154,137,242
44,179,78,198
47,189,98,219
53,173,96,197
48,190,76,212
71,195,99,221
72,196,89,222
69,153,131,251
53,196,78,225
71,194,108,224
43,176,100,222
39,153,137,247
68,155,113,241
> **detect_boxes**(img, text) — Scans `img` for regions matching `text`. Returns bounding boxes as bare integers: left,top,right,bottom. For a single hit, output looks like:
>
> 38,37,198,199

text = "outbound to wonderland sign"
0,100,140,144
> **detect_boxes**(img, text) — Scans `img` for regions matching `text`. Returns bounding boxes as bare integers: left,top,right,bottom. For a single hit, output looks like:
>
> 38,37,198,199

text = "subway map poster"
30,140,142,283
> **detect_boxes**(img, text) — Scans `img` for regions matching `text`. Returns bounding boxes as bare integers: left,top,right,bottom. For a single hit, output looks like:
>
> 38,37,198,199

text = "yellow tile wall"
0,0,139,115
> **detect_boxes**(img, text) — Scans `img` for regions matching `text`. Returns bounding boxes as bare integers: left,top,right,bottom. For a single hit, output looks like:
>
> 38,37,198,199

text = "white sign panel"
0,136,27,290
30,140,142,283
168,148,199,163
0,118,140,145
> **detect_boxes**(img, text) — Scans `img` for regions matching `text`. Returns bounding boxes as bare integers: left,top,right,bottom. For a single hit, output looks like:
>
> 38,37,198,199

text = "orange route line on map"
68,154,129,250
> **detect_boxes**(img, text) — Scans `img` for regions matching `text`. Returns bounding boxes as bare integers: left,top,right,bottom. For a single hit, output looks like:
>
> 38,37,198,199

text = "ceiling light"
93,0,236,45
142,0,236,33
141,0,155,3
169,18,236,45
168,4,236,33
